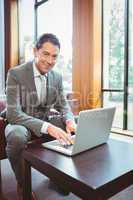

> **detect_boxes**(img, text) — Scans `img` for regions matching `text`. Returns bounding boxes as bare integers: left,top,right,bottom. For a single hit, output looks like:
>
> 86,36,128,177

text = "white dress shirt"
33,63,50,134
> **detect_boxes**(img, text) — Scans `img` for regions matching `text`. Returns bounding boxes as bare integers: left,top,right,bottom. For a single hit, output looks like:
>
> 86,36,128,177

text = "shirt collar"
33,62,47,77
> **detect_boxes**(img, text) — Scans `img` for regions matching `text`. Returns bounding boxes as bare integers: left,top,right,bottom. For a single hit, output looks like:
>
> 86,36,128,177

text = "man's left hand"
66,120,77,134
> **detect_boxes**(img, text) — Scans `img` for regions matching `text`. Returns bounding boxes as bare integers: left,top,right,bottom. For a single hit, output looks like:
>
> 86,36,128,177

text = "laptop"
42,107,116,156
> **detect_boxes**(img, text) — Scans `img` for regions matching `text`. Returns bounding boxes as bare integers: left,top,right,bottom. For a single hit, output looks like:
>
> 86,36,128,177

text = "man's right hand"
47,124,74,145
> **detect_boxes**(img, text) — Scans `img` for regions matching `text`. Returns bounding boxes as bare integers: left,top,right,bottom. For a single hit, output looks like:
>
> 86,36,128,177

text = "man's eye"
53,55,57,59
43,52,49,56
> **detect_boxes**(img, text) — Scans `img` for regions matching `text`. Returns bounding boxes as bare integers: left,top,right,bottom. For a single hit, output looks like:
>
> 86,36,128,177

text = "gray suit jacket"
6,61,74,136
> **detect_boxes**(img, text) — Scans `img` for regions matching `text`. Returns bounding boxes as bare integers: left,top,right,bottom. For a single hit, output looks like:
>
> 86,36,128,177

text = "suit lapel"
24,62,39,105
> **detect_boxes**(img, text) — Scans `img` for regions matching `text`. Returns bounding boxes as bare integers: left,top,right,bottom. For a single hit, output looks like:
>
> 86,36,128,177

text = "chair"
0,99,7,196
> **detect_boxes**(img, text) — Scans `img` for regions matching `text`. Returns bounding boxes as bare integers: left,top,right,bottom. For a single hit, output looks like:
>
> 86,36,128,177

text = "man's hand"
66,120,77,134
47,124,74,145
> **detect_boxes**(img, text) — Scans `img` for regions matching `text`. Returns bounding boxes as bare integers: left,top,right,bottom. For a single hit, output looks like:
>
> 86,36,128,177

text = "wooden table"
22,139,133,200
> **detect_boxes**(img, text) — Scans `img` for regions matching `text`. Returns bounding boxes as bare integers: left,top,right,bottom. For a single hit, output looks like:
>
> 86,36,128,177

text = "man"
5,33,76,200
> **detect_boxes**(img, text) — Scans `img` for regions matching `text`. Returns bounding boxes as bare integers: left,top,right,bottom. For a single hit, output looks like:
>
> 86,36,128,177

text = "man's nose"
46,56,53,64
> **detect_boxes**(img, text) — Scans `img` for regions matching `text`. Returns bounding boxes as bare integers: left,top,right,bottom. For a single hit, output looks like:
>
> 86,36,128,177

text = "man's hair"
35,33,60,50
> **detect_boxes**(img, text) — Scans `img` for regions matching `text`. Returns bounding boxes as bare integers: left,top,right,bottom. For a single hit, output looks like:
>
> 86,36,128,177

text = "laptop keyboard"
60,144,73,150
51,141,73,150
50,135,75,151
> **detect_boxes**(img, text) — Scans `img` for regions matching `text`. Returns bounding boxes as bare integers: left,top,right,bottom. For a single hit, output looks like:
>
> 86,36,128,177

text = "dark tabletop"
23,139,133,199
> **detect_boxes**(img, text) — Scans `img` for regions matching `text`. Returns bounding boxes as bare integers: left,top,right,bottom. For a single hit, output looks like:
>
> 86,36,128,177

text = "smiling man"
5,33,76,200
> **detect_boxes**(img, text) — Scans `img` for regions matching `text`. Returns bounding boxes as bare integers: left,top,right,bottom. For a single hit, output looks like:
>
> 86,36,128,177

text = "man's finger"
66,127,71,134
60,132,73,145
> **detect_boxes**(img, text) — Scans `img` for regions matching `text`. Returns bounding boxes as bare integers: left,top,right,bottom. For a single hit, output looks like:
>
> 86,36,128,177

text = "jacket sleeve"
6,69,44,136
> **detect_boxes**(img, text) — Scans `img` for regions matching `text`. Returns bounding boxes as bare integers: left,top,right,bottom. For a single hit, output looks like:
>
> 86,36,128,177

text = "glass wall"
18,0,73,93
37,0,73,93
103,0,133,132
103,0,125,129
128,0,133,130
18,0,34,63
0,0,5,98
103,92,124,127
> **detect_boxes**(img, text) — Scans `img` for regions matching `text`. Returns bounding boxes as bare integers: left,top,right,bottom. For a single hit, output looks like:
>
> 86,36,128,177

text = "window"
18,0,34,63
0,0,5,98
36,0,73,93
103,0,125,129
19,0,73,93
103,0,133,132
128,0,133,130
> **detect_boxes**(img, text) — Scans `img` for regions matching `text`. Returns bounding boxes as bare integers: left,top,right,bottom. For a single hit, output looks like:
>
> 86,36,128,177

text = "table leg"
22,159,32,200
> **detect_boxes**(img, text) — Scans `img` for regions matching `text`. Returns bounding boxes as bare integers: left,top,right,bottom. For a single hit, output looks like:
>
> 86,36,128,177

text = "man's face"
33,41,60,74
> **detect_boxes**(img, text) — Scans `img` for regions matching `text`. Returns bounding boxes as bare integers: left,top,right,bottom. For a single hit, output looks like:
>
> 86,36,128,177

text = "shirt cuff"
41,122,51,134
